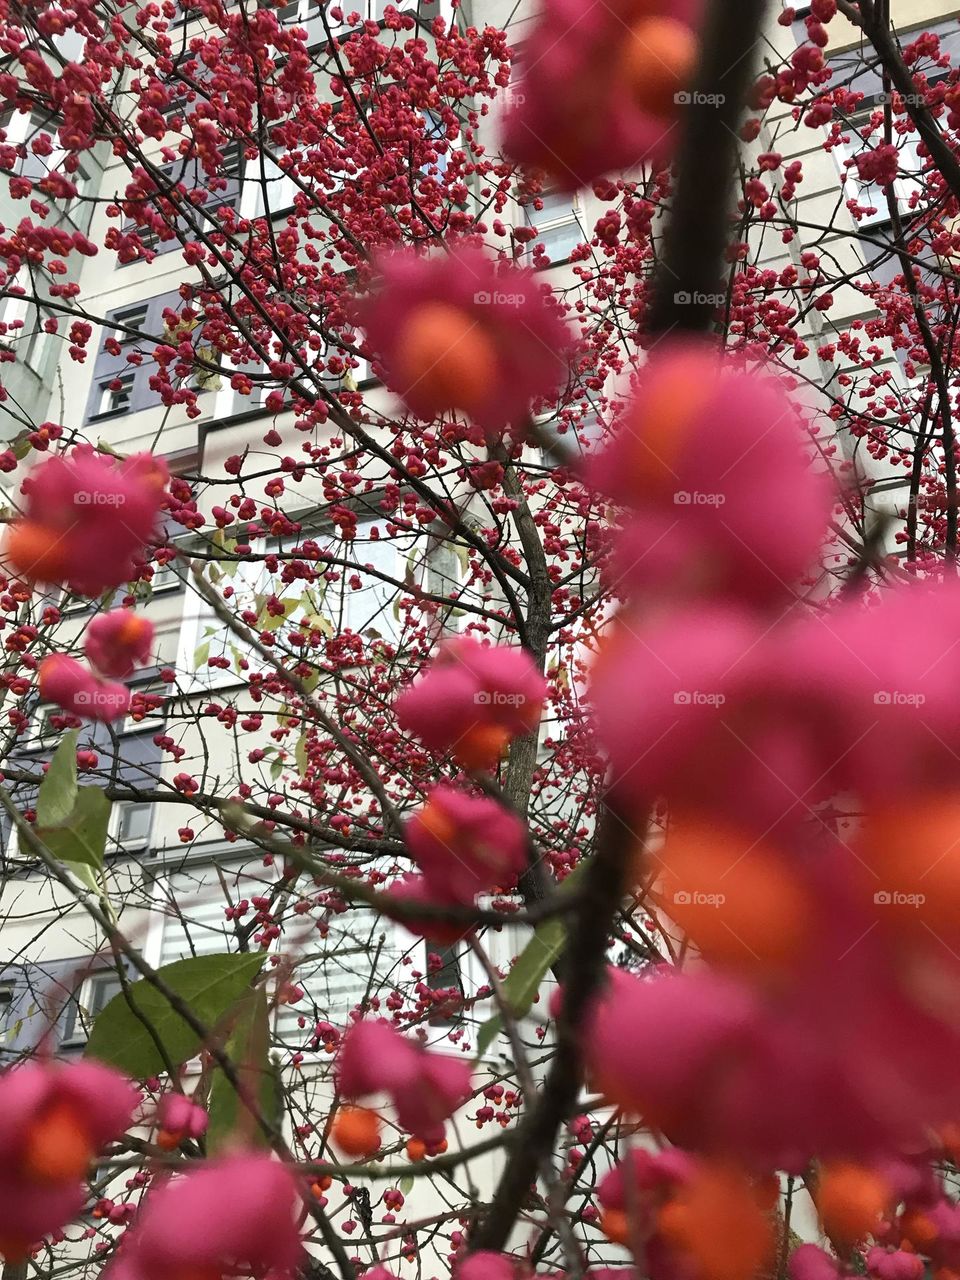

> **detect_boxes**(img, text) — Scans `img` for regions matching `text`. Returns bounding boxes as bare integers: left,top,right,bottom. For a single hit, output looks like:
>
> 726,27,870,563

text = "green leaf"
473,920,565,1063
474,1013,503,1061
207,987,280,1153
259,598,299,633
399,1174,415,1194
37,730,78,827
194,640,210,668
295,733,308,778
501,914,567,1018
85,952,265,1078
37,786,109,870
11,429,33,461
473,861,590,1062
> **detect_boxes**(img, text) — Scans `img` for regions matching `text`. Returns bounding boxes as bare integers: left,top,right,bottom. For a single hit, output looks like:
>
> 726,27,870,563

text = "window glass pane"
425,540,460,597
89,973,123,1017
114,305,148,343
523,193,581,262
275,911,410,1042
64,972,123,1043
117,802,152,846
96,374,134,416
537,221,581,262
0,986,13,1036
123,687,166,734
186,521,399,681
24,308,55,373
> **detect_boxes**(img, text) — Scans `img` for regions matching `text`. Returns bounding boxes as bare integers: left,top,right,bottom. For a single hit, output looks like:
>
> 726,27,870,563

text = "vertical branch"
470,0,771,1253
468,799,637,1253
647,0,769,335
873,0,958,560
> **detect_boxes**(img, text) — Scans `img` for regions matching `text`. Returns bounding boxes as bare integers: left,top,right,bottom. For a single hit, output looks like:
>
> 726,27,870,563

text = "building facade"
0,0,952,1268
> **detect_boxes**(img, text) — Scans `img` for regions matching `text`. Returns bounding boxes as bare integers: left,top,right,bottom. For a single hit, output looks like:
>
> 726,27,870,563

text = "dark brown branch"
468,799,635,1253
647,0,769,333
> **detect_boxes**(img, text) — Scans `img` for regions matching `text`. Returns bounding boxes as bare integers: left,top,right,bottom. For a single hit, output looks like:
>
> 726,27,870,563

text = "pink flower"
598,1148,695,1222
503,0,703,189
592,579,960,834
866,1249,925,1280
384,873,471,945
85,610,154,678
0,1060,138,1257
358,247,575,434
406,786,528,905
589,339,832,607
337,1020,473,1145
789,1245,842,1280
107,1154,301,1280
156,1093,207,1149
38,654,130,723
764,577,960,802
456,1253,516,1280
590,603,783,827
337,1020,420,1099
584,966,761,1133
4,447,168,597
396,636,546,770
584,860,960,1170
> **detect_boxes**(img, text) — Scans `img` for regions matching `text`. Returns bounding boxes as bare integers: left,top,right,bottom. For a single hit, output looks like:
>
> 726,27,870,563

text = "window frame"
84,291,200,424
109,800,154,854
60,970,126,1048
176,515,401,691
520,189,583,266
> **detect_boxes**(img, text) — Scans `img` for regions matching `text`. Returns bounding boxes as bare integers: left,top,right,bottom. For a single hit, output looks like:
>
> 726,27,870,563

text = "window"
522,191,582,264
275,0,421,27
84,292,198,423
834,91,939,230
114,304,149,344
277,0,321,22
92,372,135,418
28,702,65,747
59,589,93,616
151,874,417,1047
410,533,463,635
158,887,234,963
19,111,65,185
61,971,124,1047
420,109,449,177
425,538,461,599
122,686,167,735
122,147,244,259
322,333,374,393
72,161,92,203
24,307,56,375
150,559,183,593
0,984,14,1039
177,518,400,689
275,910,410,1043
110,801,153,853
535,407,606,464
